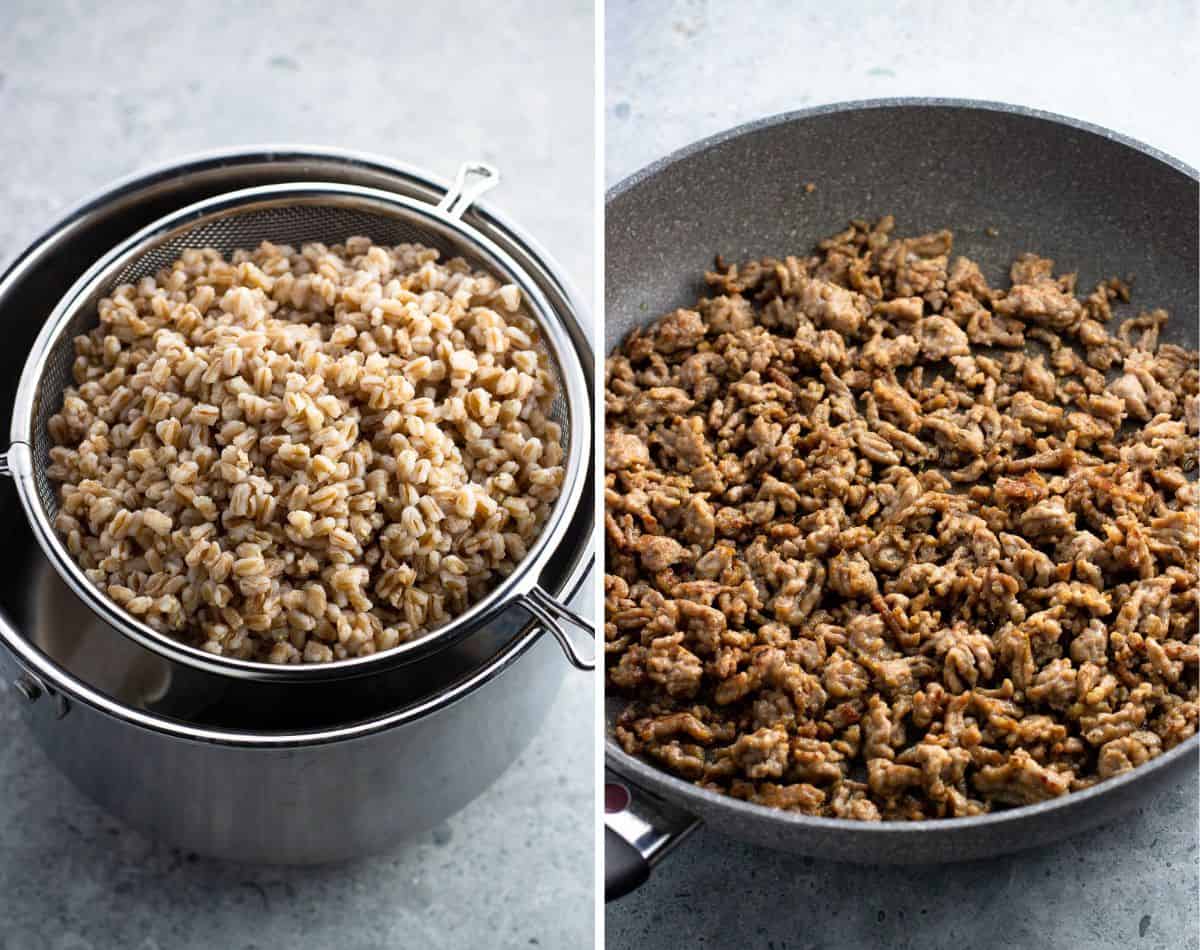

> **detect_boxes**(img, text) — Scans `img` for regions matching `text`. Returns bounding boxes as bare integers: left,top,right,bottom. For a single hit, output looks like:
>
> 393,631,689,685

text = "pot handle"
604,768,701,902
437,162,500,220
514,586,594,671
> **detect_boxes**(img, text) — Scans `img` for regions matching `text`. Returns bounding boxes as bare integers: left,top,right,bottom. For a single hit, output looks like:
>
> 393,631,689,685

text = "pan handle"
605,768,701,902
514,586,595,671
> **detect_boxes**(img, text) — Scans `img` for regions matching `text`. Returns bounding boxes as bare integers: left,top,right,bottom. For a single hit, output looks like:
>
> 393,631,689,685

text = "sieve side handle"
515,585,595,671
436,162,500,220
0,442,31,478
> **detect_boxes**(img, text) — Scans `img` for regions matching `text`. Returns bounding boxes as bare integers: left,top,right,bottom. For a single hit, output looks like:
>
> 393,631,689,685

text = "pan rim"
607,97,1199,209
606,730,1199,837
604,97,1199,838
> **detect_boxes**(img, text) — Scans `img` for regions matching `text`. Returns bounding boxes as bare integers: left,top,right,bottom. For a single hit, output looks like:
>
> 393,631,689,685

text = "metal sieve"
0,162,593,680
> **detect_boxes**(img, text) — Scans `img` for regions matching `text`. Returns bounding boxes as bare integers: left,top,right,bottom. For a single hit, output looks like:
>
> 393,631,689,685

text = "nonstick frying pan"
604,99,1199,901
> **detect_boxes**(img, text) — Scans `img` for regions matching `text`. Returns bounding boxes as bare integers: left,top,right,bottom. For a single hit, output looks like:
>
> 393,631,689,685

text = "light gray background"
607,0,1200,182
606,2,1199,949
0,1,595,948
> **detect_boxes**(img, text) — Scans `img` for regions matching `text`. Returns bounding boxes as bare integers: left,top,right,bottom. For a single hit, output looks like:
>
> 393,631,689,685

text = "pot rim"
604,97,1199,832
0,144,595,745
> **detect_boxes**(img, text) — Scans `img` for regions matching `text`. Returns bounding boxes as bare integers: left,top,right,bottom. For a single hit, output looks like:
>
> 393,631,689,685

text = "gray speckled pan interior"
605,98,1199,864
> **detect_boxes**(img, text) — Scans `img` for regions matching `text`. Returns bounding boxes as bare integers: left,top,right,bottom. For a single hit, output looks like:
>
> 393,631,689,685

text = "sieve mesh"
28,194,573,532
15,184,586,676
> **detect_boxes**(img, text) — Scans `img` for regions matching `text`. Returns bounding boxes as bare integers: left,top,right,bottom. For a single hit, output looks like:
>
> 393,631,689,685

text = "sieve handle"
515,585,594,671
436,162,500,220
0,442,29,478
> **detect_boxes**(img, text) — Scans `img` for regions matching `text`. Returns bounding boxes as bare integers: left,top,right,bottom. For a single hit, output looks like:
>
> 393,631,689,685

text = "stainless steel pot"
604,99,1199,899
0,147,595,863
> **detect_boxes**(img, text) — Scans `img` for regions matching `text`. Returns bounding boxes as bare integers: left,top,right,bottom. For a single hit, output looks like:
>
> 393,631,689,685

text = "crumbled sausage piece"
741,782,826,813
862,695,898,761
649,308,707,353
605,431,649,471
862,333,920,371
947,256,992,301
796,278,871,336
995,275,1084,331
1009,253,1054,285
1018,497,1076,540
649,742,706,779
917,316,970,360
646,635,704,699
973,750,1072,805
789,737,845,784
1026,658,1077,710
634,711,716,744
637,535,685,571
887,237,949,307
875,297,924,322
868,758,923,798
730,726,790,779
1108,372,1151,421
830,782,882,821
1070,620,1109,665
607,216,1198,820
829,551,879,598
631,386,694,423
898,742,975,816
1097,731,1162,778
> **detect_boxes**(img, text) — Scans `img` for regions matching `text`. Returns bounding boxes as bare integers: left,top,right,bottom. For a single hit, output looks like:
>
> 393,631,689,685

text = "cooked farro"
47,237,564,663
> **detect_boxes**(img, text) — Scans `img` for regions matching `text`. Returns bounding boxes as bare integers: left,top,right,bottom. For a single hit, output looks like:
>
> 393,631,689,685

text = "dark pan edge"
607,98,1200,206
606,729,1199,861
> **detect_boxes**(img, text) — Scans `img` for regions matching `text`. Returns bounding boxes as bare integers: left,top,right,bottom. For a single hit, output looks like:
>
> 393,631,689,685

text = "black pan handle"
604,769,701,902
605,826,649,900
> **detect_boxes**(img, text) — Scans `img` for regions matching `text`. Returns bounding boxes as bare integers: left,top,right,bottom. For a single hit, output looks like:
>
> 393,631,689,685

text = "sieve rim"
8,180,591,681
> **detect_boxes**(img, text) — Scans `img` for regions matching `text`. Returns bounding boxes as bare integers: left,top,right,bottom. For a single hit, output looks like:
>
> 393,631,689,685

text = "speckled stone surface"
606,0,1200,183
605,3,1199,948
0,1,594,947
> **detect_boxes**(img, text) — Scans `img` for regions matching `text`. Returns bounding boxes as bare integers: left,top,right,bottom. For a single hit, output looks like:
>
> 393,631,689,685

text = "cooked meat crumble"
605,216,1199,820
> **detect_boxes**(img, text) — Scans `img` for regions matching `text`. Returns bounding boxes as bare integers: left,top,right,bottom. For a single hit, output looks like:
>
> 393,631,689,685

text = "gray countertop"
605,2,1199,948
606,0,1200,183
0,1,594,948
